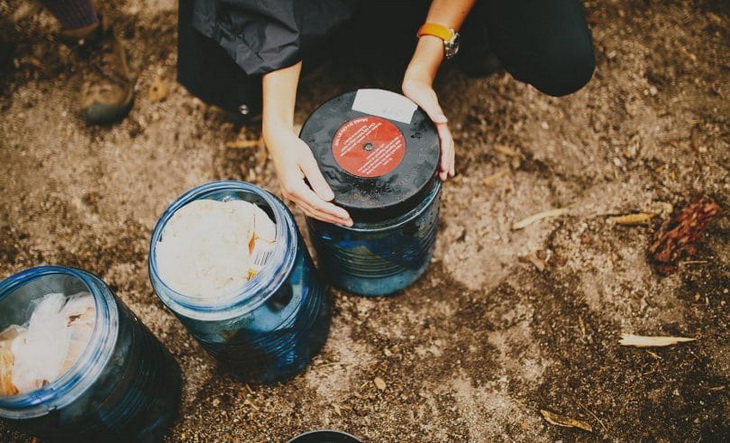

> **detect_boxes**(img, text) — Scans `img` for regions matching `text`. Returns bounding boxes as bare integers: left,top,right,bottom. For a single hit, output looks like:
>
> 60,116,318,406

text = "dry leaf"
619,334,696,348
648,197,721,275
480,168,510,186
612,212,656,225
518,251,545,271
540,409,593,432
492,144,520,157
374,377,386,391
512,208,568,230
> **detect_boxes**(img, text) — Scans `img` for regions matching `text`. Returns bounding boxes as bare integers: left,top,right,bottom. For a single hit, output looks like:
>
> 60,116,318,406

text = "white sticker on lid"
351,89,418,125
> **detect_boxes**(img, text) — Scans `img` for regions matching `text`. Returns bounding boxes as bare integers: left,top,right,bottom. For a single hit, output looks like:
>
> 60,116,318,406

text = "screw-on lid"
300,89,440,222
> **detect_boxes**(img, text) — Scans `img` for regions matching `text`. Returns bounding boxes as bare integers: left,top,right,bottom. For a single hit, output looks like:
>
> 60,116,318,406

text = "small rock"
374,377,386,391
148,78,169,103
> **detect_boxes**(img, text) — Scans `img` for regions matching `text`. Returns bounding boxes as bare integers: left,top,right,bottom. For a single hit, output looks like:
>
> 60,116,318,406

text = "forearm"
262,61,302,143
405,0,476,83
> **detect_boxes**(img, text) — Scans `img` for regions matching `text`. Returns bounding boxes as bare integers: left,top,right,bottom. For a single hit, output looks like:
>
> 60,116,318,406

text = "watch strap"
417,23,455,42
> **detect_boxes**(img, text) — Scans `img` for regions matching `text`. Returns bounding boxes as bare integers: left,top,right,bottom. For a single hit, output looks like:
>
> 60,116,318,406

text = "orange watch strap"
417,23,455,42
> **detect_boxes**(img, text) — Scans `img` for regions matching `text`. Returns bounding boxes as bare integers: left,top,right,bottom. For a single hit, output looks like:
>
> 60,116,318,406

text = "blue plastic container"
307,180,441,296
0,266,181,441
300,89,443,296
148,181,331,383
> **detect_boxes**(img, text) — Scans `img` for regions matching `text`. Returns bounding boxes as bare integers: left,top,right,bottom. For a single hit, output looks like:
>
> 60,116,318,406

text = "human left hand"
402,78,455,181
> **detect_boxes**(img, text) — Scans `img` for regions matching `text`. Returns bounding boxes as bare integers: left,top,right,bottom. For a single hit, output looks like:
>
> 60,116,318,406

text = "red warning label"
331,116,406,178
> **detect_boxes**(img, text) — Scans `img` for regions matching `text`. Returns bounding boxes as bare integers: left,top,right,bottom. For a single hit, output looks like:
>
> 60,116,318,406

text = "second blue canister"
148,181,331,383
300,89,442,296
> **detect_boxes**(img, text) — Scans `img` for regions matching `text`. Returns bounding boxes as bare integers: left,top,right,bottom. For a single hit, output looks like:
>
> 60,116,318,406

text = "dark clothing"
177,0,594,115
476,0,595,96
190,0,356,76
178,0,264,116
38,0,98,30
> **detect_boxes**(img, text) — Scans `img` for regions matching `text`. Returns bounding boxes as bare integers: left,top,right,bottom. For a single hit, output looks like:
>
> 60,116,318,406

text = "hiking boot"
59,11,133,125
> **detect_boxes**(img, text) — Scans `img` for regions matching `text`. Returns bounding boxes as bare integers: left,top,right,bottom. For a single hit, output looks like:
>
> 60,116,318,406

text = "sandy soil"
0,0,728,441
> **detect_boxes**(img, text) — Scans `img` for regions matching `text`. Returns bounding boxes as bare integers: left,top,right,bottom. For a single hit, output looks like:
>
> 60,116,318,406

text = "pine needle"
619,334,696,348
512,208,568,230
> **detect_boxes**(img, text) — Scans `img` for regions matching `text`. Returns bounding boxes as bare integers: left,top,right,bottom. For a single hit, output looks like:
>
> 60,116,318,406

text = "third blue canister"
300,89,442,296
0,266,181,441
148,181,330,383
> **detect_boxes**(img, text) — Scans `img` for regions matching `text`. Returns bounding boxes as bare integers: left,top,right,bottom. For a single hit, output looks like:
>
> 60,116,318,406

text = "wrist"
263,123,295,154
417,22,460,60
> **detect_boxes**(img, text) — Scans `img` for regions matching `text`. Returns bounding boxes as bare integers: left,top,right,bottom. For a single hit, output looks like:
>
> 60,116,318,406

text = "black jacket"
178,0,356,115
177,0,433,116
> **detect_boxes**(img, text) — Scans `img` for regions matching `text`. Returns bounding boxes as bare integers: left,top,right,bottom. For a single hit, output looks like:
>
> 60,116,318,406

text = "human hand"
265,130,353,226
402,78,455,181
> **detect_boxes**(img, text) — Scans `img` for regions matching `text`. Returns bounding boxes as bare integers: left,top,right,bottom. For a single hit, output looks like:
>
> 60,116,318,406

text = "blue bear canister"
301,89,442,296
0,266,182,441
148,180,331,383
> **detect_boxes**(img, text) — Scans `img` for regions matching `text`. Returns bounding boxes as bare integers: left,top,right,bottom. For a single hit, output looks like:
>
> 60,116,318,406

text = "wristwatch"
417,23,460,60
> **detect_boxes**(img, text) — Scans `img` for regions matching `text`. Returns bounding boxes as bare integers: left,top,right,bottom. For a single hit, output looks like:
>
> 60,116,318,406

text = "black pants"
465,0,595,96
177,0,595,115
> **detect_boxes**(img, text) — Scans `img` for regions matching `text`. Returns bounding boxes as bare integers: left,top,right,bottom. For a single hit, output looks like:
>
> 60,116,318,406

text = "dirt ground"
1,0,728,441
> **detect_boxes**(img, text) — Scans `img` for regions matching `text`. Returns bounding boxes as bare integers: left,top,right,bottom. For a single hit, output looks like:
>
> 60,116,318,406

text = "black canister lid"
300,89,440,222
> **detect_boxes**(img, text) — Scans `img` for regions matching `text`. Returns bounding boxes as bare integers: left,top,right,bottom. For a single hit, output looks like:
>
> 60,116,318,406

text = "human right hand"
265,129,353,226
262,61,353,227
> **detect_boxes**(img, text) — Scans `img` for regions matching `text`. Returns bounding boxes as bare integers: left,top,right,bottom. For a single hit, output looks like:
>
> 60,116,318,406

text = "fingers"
436,122,455,180
299,150,335,201
421,98,448,126
281,179,352,226
403,81,456,180
268,136,353,226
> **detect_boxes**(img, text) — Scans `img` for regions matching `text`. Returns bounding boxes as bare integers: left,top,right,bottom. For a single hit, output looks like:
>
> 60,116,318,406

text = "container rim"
309,179,441,233
286,429,362,443
0,266,119,419
148,180,298,321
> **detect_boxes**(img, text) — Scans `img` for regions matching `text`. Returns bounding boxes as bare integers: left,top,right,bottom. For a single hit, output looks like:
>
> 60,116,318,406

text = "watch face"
445,33,460,59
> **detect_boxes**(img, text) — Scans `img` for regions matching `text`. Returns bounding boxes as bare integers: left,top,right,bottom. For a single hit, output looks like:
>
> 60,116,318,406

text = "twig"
512,208,568,230
540,409,593,432
492,144,521,157
611,213,656,225
480,167,510,186
578,401,607,433
619,334,696,348
244,399,259,411
317,361,354,369
226,138,261,149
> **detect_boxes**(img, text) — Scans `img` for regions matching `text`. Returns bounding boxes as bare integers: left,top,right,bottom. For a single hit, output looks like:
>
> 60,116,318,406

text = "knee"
532,41,595,97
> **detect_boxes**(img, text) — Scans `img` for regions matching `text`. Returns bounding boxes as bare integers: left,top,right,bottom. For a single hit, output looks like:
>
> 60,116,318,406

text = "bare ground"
0,0,728,441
